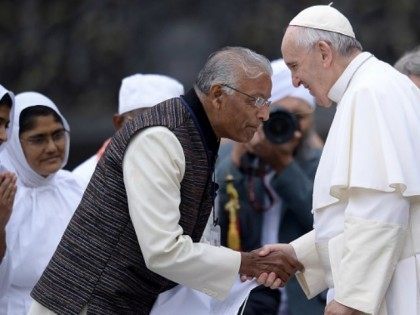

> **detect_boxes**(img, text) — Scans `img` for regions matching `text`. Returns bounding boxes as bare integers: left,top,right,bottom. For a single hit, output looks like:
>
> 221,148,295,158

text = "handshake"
239,243,303,289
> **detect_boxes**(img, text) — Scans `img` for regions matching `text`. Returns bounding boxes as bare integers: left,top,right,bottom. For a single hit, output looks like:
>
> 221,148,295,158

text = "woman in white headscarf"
0,84,18,288
0,92,83,314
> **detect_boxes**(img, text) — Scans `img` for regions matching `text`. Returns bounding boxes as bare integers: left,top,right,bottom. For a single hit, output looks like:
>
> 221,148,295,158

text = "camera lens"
263,108,298,144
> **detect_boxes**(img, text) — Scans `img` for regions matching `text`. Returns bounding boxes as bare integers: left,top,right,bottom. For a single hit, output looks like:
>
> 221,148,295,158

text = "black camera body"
263,108,299,144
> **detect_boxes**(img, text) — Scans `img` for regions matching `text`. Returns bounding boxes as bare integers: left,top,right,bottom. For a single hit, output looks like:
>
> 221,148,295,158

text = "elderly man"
28,46,302,315
257,5,420,315
394,46,420,88
72,73,185,190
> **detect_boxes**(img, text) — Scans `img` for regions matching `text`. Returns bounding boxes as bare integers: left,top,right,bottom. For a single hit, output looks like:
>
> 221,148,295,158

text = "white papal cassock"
291,52,420,315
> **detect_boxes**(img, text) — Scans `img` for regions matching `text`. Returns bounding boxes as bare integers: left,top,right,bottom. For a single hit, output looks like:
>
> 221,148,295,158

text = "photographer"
216,59,324,315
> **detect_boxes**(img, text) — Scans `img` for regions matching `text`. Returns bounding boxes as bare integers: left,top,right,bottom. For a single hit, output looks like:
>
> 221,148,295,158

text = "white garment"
72,154,97,190
291,52,420,315
151,277,258,315
72,139,110,190
261,171,282,245
0,93,83,315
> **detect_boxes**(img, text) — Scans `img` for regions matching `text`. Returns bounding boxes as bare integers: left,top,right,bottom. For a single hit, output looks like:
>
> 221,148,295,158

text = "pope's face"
281,28,333,107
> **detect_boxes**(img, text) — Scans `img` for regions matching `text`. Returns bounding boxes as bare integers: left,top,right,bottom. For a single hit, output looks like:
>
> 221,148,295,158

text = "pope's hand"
324,300,362,315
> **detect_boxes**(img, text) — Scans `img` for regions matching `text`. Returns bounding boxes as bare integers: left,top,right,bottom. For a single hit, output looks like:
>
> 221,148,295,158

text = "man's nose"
258,105,270,121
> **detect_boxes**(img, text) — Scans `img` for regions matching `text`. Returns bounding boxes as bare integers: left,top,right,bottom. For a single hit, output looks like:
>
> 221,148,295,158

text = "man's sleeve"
290,230,328,299
123,127,241,300
333,188,408,314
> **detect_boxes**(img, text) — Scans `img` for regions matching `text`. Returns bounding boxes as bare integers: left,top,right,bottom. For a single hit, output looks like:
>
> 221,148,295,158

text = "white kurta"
290,52,420,315
29,126,241,315
0,93,83,315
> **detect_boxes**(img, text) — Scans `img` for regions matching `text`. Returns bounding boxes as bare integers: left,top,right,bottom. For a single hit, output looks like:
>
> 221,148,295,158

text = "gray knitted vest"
31,98,215,314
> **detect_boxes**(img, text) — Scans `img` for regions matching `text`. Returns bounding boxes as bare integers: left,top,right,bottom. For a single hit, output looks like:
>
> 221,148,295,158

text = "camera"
263,108,299,144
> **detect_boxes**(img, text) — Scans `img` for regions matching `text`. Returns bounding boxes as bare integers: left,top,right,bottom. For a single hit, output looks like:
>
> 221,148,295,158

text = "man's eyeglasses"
221,84,271,108
20,129,68,148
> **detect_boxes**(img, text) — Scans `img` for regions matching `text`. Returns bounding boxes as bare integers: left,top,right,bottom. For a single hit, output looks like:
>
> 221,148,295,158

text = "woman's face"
0,104,11,145
19,114,66,177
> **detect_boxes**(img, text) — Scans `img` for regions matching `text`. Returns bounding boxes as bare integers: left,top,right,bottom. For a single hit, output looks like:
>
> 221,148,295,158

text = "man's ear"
112,113,125,131
209,84,223,108
318,41,333,67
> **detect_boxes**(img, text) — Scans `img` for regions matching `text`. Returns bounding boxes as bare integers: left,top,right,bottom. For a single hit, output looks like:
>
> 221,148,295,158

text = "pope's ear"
318,41,333,66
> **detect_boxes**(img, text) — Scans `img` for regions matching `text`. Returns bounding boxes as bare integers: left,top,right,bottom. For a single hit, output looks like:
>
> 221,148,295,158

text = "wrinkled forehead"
237,72,272,98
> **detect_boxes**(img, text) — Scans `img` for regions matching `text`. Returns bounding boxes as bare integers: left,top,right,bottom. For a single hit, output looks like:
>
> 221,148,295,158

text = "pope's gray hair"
195,46,272,94
394,46,420,76
290,26,362,57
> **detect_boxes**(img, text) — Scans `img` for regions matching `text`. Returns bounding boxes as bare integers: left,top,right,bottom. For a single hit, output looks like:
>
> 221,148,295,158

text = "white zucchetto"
289,4,355,38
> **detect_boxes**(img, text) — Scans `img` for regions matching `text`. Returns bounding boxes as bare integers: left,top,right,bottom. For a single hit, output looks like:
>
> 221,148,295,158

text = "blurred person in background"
29,46,302,315
0,84,17,294
72,73,185,190
0,92,83,314
394,45,420,88
216,58,324,315
256,5,420,315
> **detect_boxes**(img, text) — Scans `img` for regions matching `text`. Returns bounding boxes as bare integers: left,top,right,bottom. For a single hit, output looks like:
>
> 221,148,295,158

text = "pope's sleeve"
334,188,409,314
123,126,241,300
290,230,328,299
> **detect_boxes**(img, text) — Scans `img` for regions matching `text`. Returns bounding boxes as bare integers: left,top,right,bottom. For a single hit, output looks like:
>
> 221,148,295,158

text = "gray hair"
195,46,272,94
394,46,420,76
291,26,362,57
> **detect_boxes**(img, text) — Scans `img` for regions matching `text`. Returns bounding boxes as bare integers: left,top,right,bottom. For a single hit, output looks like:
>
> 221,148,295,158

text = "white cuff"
291,230,328,299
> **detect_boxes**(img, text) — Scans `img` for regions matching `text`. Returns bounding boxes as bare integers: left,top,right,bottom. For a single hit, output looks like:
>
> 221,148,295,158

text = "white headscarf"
0,92,83,313
0,92,70,187
0,84,15,156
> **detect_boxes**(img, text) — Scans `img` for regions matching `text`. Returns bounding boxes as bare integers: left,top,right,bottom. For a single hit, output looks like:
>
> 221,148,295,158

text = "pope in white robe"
260,5,420,315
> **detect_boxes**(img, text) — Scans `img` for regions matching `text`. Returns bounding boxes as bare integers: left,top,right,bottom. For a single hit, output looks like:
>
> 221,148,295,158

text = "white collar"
328,52,373,103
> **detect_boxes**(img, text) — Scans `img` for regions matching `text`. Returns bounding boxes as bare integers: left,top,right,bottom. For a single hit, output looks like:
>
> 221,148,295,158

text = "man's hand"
0,172,17,261
324,300,362,315
239,244,303,288
254,243,302,288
